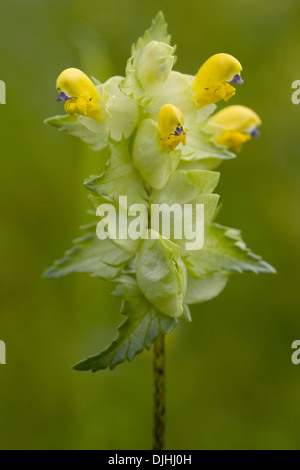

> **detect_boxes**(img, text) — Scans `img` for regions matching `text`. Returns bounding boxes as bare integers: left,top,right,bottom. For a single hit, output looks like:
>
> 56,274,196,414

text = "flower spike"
158,104,187,151
192,53,243,108
209,105,262,151
56,68,102,121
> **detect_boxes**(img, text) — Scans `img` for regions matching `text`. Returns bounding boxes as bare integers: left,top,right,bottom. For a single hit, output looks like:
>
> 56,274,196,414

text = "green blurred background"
0,0,300,450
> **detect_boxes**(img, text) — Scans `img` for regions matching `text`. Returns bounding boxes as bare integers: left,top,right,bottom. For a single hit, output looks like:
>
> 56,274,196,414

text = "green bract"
44,12,275,372
136,231,187,318
133,119,181,189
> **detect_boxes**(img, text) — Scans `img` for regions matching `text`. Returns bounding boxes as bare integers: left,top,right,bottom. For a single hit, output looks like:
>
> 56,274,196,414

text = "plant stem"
153,334,166,450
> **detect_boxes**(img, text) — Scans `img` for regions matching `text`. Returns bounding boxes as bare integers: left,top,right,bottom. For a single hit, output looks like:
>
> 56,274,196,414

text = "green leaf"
135,230,187,318
120,12,176,105
147,75,215,128
44,114,108,151
184,223,276,277
184,273,229,305
195,104,218,123
73,278,178,372
43,224,133,280
134,11,172,50
151,169,220,205
162,194,219,255
132,119,181,189
181,304,192,322
85,140,148,207
99,76,139,141
147,71,196,121
149,169,220,255
179,124,235,171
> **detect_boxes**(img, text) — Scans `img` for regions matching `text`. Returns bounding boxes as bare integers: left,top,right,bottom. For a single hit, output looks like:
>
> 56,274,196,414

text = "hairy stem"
153,334,166,450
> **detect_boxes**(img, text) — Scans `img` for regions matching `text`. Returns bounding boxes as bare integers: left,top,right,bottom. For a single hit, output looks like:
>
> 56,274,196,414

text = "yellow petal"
56,68,99,101
215,130,251,152
209,105,262,151
192,53,242,108
158,104,184,135
57,68,102,121
210,105,261,132
158,104,187,151
63,97,76,115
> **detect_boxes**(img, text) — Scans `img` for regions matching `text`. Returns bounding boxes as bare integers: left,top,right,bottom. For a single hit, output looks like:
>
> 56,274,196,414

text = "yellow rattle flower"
209,105,261,152
158,104,187,151
56,68,102,121
192,53,243,108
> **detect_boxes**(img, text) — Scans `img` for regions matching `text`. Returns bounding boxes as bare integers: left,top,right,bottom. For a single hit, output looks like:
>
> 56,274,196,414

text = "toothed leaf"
85,140,148,207
184,223,276,277
44,225,133,280
73,279,178,372
44,114,108,151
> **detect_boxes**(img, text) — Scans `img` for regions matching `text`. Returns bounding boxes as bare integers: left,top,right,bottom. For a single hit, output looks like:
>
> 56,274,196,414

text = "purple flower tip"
173,126,185,136
56,92,70,102
230,74,244,85
250,128,260,138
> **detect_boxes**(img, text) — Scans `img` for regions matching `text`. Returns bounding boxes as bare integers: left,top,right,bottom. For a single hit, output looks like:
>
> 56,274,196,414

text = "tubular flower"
158,104,187,151
56,68,102,121
209,105,262,152
192,53,243,108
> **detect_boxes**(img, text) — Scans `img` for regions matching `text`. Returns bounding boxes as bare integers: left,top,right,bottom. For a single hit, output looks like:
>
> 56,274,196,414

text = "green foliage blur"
0,0,300,450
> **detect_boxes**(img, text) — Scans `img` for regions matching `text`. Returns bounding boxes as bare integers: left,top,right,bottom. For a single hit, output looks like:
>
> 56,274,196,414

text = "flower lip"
173,126,186,136
229,74,244,85
249,128,260,138
56,91,70,102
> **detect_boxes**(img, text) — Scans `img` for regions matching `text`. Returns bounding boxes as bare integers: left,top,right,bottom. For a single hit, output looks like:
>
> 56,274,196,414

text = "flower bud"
136,40,175,93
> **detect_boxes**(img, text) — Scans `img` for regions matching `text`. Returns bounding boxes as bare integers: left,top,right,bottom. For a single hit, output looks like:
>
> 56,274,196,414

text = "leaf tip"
42,266,56,279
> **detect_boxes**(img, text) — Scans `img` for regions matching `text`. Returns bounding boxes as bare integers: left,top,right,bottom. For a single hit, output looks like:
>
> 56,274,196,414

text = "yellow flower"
158,104,187,151
209,105,262,151
56,68,102,121
192,53,243,108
